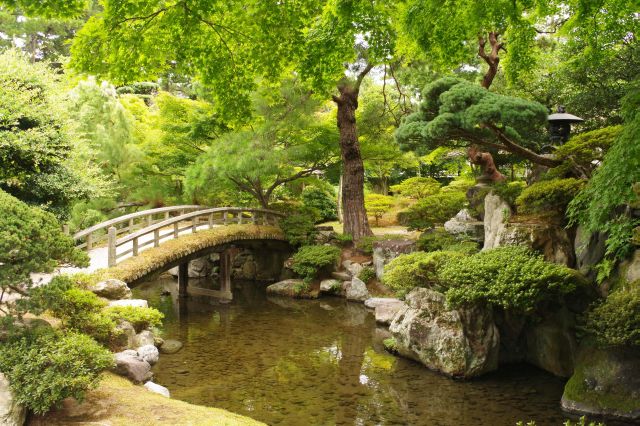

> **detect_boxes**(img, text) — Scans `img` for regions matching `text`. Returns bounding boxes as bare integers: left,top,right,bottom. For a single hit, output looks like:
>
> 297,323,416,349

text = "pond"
135,276,578,426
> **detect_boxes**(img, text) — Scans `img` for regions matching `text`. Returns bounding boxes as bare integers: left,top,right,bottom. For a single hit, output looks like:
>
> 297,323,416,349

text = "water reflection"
136,277,573,426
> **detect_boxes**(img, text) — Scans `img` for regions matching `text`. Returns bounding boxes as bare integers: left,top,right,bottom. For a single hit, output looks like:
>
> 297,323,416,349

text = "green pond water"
135,277,581,426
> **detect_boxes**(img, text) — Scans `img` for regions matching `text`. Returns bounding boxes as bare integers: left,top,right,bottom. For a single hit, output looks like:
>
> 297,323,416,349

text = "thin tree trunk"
333,83,373,240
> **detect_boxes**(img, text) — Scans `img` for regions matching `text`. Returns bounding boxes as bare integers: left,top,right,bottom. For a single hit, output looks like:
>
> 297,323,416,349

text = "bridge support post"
178,262,189,298
219,249,235,299
107,226,116,267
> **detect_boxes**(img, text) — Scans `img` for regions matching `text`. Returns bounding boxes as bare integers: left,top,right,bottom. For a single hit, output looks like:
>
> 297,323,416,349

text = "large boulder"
0,372,26,426
389,288,500,378
562,345,640,421
344,277,369,302
113,352,152,383
483,193,575,266
133,330,156,348
444,209,484,242
266,279,318,299
137,344,160,365
364,298,406,325
89,279,132,300
372,239,416,280
114,320,136,350
574,226,606,279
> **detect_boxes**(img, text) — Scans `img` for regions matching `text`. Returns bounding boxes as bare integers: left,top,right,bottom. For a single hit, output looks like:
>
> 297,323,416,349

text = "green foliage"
382,337,398,353
383,251,462,297
0,331,113,414
365,193,394,226
291,245,341,282
0,50,98,218
516,178,585,216
440,246,582,312
0,190,88,293
400,190,466,231
301,186,337,222
391,177,440,199
582,285,640,347
334,233,353,247
493,181,527,208
105,306,164,333
0,0,88,18
416,228,456,252
550,126,621,178
279,207,319,247
568,87,640,262
357,266,376,284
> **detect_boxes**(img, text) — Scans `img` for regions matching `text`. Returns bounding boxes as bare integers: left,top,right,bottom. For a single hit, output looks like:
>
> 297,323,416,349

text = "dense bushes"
551,126,621,179
106,306,164,333
301,187,337,222
0,331,113,414
365,193,394,226
383,251,462,297
582,285,640,347
399,190,466,230
291,245,341,282
440,246,582,312
516,178,585,216
391,177,440,199
279,206,319,246
416,228,478,254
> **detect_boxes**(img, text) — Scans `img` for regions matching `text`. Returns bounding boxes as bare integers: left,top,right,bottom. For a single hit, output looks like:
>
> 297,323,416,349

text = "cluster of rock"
0,373,26,426
90,279,182,399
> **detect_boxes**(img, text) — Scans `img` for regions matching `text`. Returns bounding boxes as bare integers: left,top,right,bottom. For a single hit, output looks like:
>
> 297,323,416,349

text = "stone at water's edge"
144,381,170,398
133,330,156,348
108,299,148,308
266,279,318,299
344,277,369,302
113,352,153,384
364,298,406,325
389,288,500,379
372,239,416,280
331,271,351,281
0,372,26,426
137,344,160,365
90,279,132,300
320,279,341,294
159,339,183,354
561,345,640,420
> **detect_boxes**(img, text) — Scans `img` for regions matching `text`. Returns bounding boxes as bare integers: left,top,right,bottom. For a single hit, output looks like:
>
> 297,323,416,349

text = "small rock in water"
160,339,183,354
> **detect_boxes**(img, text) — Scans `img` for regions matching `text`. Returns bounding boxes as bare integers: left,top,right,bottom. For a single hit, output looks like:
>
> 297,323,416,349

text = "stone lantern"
548,106,584,144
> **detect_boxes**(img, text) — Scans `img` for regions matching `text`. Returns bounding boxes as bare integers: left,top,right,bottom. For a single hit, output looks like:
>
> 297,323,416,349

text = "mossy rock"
561,344,640,420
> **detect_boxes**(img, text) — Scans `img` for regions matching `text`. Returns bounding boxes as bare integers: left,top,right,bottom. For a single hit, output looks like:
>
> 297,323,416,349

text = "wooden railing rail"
72,205,206,251
105,207,285,267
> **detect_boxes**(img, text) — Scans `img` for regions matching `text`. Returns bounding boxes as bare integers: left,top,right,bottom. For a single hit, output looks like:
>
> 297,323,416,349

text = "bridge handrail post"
192,217,197,233
173,222,179,238
62,224,69,235
86,233,93,251
251,211,257,225
154,229,160,247
208,213,214,229
133,237,139,256
237,211,243,225
223,211,228,225
108,226,117,267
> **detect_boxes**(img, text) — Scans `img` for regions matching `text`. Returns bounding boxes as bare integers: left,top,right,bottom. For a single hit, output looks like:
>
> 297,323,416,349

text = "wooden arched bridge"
71,205,288,300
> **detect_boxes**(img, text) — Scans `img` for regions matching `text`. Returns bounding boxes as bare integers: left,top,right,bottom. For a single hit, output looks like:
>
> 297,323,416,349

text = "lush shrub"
105,306,164,333
334,233,353,247
301,187,337,222
493,181,527,207
279,206,319,246
417,228,456,252
550,126,621,179
383,251,462,297
399,191,466,230
357,266,376,284
291,245,341,282
516,178,585,216
440,246,582,312
364,193,394,226
581,285,640,347
391,177,440,199
445,241,480,255
0,331,113,414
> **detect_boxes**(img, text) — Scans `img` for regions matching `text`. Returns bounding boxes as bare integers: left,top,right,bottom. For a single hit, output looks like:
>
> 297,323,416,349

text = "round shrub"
516,178,585,216
399,190,466,230
365,193,394,226
582,285,640,347
0,331,113,414
357,266,376,284
417,228,456,252
391,176,441,199
383,251,462,297
279,206,319,246
440,246,582,312
105,305,164,333
291,245,341,282
302,187,337,222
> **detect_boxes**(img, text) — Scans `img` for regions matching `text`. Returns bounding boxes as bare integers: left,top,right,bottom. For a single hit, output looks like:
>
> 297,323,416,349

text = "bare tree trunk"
337,174,344,224
333,81,373,240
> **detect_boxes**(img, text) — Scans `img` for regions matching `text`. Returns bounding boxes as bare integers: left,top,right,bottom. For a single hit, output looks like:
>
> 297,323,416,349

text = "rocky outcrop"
342,260,363,277
90,279,132,300
344,277,369,302
364,298,406,325
372,239,416,280
483,192,575,266
444,209,484,242
389,288,499,378
113,351,152,384
0,372,26,426
114,320,136,349
266,279,318,299
574,226,606,279
562,345,640,421
620,249,640,284
319,279,341,294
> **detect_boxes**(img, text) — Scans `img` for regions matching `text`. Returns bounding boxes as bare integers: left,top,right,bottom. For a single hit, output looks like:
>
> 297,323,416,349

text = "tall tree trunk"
333,83,373,240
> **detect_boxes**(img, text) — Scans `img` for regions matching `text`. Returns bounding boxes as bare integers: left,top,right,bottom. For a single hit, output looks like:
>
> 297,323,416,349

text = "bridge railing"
73,205,207,251
105,207,285,267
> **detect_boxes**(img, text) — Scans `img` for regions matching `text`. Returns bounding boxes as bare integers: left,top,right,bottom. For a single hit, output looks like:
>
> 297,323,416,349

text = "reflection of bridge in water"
71,205,289,300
